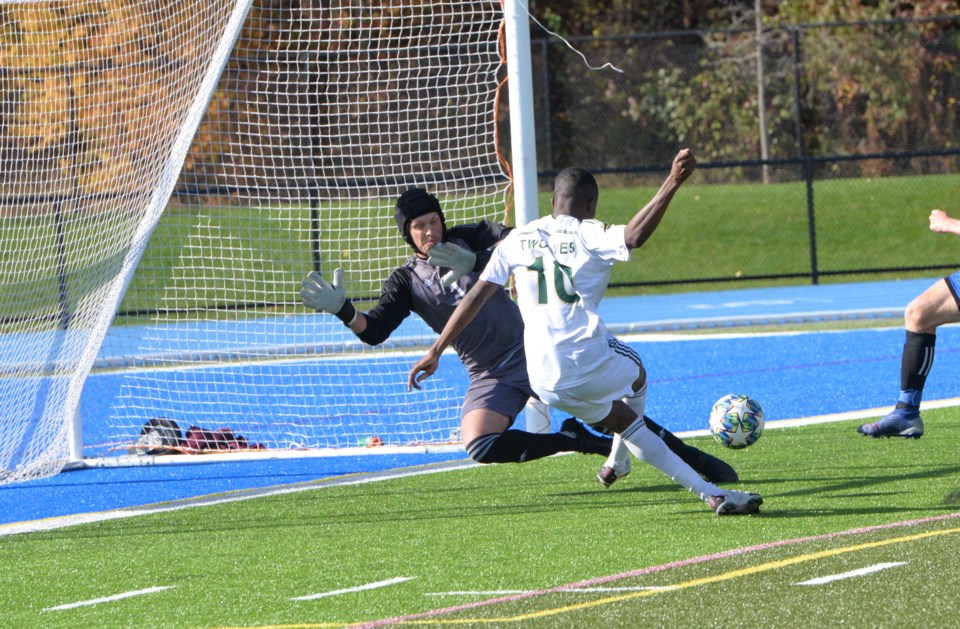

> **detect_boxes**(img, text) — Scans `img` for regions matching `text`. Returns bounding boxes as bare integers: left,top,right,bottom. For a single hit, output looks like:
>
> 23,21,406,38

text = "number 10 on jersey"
524,257,579,305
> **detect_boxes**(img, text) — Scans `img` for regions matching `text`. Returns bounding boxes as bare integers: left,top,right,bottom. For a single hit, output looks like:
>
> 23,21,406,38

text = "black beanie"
394,188,445,247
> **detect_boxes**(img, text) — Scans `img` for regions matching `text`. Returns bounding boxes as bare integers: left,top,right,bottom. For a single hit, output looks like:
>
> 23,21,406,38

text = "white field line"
609,310,906,336
42,586,173,611
796,561,908,586
674,396,960,439
292,577,414,601
71,395,960,470
0,459,479,537
75,442,466,469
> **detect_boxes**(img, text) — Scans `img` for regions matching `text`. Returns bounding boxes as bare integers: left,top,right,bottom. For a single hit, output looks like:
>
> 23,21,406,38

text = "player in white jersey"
490,212,628,394
409,149,763,515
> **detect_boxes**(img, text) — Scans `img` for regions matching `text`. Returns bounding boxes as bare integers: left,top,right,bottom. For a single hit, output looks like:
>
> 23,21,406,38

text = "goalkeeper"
301,188,734,481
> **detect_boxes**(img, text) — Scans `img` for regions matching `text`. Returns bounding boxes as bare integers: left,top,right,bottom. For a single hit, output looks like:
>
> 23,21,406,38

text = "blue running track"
3,277,957,527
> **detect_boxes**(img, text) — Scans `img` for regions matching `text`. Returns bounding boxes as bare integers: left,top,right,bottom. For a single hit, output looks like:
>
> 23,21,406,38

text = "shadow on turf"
553,463,960,516
14,480,714,543
945,488,960,507
751,464,960,499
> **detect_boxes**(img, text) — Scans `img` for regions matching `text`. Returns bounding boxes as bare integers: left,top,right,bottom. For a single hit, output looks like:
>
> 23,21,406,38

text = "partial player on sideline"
858,208,960,438
409,150,763,515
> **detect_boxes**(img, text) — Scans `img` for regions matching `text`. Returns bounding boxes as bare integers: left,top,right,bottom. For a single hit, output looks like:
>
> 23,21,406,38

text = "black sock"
642,415,702,466
897,331,936,408
465,430,576,464
643,415,739,483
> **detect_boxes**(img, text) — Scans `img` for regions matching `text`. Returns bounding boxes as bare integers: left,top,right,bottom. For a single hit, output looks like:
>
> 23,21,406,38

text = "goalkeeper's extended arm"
300,268,357,326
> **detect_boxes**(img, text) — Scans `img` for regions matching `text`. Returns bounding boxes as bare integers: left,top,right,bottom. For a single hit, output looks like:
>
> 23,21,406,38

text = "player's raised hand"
671,148,696,185
300,268,346,313
427,241,477,287
928,209,960,235
408,351,440,391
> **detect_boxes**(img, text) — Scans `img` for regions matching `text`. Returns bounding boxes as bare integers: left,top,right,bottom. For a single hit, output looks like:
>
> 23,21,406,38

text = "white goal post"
0,0,541,482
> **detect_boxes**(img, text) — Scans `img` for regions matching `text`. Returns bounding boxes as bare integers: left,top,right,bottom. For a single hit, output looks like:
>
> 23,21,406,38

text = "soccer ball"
709,394,765,449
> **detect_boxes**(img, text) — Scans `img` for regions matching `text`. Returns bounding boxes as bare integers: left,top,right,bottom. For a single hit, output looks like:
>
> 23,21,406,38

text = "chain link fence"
527,15,960,289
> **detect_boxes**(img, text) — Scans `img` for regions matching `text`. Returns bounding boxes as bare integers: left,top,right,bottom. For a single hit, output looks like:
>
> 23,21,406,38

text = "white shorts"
532,336,643,424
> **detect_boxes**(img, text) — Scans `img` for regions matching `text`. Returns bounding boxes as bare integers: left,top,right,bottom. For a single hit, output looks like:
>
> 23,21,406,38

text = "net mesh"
1,0,512,480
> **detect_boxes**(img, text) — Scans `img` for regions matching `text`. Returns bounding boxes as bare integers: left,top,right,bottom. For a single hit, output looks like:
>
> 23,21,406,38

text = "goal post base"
69,443,469,470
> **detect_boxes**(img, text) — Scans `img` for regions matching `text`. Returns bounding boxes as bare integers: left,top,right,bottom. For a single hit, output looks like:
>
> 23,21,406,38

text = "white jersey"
480,214,629,390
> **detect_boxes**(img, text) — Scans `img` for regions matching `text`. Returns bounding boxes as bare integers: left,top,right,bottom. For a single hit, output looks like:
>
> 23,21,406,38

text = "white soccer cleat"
707,490,763,515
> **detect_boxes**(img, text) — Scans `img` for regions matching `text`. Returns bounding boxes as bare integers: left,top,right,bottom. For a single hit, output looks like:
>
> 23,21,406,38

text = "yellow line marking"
407,526,960,625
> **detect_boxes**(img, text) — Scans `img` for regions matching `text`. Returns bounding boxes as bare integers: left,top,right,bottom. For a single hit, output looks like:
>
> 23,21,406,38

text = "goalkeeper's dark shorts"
461,354,537,425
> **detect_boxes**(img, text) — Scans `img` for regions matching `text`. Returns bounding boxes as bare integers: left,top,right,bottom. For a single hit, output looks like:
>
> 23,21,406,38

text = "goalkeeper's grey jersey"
358,223,526,379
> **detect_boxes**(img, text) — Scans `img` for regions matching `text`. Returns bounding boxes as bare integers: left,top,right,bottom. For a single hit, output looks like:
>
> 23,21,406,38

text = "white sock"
624,383,647,418
606,434,629,470
620,417,720,501
604,384,646,470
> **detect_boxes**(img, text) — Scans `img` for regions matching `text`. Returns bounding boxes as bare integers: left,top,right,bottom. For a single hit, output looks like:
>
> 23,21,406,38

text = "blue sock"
897,389,921,409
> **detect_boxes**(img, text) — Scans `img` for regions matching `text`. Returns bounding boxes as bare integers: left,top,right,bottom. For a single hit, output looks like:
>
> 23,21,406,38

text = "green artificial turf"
2,410,958,628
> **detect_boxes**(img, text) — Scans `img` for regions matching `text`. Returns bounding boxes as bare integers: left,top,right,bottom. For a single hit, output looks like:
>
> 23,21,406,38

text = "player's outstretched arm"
929,209,960,236
408,279,499,390
623,148,696,250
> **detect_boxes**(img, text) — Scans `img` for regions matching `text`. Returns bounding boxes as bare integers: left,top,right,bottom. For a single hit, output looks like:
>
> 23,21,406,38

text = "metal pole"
790,27,804,161
503,0,539,227
791,27,818,285
540,39,553,174
805,156,819,285
755,0,770,184
504,0,543,433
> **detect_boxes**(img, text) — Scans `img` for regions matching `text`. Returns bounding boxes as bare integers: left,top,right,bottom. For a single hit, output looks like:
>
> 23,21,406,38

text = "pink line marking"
355,511,960,628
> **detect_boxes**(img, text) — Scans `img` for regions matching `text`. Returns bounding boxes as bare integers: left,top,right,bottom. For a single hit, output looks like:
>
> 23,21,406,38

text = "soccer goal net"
0,0,517,483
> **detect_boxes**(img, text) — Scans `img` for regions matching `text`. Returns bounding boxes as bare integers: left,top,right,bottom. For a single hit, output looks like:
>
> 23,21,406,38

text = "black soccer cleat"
857,407,924,438
560,417,613,456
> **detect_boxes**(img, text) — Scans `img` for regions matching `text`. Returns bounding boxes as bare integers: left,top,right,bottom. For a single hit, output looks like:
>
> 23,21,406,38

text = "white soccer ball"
709,394,765,449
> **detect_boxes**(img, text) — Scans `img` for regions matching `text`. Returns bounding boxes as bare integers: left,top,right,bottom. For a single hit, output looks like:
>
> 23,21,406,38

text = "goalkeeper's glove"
300,268,357,326
427,241,477,287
